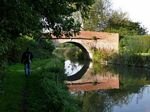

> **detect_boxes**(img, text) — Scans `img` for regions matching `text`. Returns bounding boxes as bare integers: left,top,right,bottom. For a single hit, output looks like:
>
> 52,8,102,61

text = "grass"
138,53,150,56
0,35,79,111
0,64,25,112
0,57,79,112
0,58,59,112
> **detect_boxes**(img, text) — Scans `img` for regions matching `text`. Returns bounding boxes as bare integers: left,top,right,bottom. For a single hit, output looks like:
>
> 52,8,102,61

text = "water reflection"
67,68,119,91
65,61,120,91
65,60,150,112
113,85,150,112
65,60,83,76
66,60,90,81
76,85,150,112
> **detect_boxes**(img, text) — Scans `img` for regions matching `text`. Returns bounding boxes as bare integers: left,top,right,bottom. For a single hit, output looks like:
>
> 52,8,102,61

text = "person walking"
21,48,33,77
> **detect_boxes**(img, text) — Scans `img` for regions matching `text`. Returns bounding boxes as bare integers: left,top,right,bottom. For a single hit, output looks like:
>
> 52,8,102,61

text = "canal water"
65,60,150,112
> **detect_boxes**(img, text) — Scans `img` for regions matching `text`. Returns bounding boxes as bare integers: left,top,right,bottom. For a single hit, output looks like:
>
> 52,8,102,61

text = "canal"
65,59,150,112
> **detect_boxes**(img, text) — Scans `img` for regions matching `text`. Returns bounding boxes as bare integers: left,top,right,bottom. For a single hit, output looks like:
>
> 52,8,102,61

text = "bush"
120,35,150,54
92,49,113,63
41,76,78,112
3,35,55,64
110,53,150,67
38,58,79,112
0,37,13,67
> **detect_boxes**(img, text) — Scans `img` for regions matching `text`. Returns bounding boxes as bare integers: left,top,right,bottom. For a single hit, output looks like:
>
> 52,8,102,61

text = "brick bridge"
51,31,119,60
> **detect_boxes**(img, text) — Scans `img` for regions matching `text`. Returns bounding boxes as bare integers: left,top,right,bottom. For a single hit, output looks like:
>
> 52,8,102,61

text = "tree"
0,0,95,65
83,0,147,36
83,0,112,31
104,10,147,37
0,0,95,40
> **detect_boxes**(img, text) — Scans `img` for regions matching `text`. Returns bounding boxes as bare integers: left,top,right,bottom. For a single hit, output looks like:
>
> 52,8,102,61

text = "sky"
111,0,150,34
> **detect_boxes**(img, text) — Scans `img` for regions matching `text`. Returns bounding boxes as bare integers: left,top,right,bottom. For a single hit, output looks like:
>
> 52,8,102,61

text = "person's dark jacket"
21,51,33,64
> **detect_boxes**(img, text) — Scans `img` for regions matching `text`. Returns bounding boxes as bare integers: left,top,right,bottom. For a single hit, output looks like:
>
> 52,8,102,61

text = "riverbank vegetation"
110,35,150,68
92,35,150,68
0,36,80,112
0,58,79,112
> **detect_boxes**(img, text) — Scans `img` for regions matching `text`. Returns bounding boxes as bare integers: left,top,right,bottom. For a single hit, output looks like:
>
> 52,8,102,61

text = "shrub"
120,35,150,54
110,53,150,67
38,58,79,112
92,49,113,63
0,34,56,66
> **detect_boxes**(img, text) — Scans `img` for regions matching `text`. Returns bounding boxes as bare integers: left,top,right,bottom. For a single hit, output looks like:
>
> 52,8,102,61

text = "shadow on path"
21,78,29,112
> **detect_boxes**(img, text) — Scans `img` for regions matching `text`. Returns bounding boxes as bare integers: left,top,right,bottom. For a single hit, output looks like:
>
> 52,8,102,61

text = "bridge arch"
52,39,93,60
63,41,91,60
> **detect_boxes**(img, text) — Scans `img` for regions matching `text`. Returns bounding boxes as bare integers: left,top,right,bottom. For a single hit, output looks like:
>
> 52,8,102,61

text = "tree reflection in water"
69,63,150,112
75,85,150,112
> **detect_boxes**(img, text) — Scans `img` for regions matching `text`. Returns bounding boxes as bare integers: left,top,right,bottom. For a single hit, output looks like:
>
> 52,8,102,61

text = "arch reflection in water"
66,59,90,81
66,62,119,92
65,60,84,76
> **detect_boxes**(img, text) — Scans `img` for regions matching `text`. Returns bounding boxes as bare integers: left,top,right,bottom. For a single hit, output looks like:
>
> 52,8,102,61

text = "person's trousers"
24,63,31,77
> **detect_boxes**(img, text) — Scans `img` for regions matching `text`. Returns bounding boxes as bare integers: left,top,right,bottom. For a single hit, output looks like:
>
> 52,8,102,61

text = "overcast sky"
111,0,150,34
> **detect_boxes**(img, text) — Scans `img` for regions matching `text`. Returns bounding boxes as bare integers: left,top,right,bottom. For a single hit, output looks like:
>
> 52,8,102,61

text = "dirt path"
21,79,29,112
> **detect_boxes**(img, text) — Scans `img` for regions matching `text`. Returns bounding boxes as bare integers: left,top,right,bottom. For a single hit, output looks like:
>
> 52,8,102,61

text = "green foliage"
62,17,82,37
120,35,150,54
0,70,5,95
38,39,55,53
1,57,80,112
0,36,55,66
41,77,78,112
0,0,94,66
0,66,26,112
34,58,79,112
104,10,147,36
83,0,147,36
0,0,94,40
84,0,111,31
93,36,150,68
0,0,40,39
92,49,112,63
0,37,13,67
91,62,109,75
110,53,150,68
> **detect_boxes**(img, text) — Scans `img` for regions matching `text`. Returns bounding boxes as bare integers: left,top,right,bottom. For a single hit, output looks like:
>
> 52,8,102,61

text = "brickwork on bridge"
51,31,119,59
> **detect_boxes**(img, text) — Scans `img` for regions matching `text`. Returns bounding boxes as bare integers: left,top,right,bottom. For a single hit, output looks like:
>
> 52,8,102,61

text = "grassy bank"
0,32,81,112
0,57,79,112
92,35,150,68
93,50,150,69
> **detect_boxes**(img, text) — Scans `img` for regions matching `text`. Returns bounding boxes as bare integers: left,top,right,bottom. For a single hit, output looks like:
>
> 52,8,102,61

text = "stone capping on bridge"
73,31,118,40
47,30,118,40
